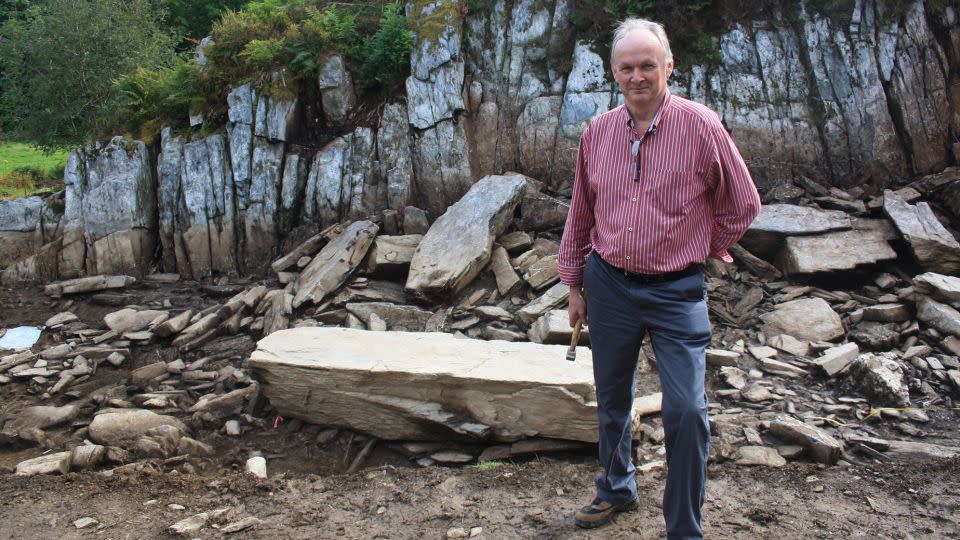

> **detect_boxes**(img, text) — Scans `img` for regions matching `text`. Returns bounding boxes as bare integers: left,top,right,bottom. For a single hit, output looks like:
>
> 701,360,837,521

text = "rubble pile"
2,169,960,478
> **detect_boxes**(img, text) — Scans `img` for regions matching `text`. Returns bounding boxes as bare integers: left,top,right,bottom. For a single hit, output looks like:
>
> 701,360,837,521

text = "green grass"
468,460,507,471
0,142,67,200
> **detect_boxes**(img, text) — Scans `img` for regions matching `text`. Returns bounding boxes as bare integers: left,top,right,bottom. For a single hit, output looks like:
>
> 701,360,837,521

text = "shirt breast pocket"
645,170,707,217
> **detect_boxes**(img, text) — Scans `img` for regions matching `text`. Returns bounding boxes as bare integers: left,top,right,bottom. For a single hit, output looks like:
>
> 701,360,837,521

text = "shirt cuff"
710,249,734,263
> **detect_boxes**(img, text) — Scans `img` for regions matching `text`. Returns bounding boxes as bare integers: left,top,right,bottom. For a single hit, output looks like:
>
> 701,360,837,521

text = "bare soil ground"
1,285,959,539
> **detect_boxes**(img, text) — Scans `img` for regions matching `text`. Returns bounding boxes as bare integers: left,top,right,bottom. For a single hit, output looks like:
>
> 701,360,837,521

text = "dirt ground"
1,284,959,539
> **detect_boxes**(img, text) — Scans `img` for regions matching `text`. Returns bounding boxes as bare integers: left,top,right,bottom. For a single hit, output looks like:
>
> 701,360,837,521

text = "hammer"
566,319,583,361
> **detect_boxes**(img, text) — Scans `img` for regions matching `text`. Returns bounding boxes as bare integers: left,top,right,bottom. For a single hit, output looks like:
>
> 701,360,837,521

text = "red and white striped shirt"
557,92,761,286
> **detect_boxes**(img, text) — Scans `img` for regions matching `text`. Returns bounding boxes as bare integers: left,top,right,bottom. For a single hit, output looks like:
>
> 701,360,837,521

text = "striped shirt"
557,92,761,287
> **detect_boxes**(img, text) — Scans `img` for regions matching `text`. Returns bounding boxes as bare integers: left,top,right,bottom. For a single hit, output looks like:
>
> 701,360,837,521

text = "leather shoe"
573,495,638,528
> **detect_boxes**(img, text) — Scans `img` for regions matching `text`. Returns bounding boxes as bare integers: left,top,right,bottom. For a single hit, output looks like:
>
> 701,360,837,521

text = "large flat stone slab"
778,229,896,274
884,190,960,274
250,327,644,443
741,204,851,257
406,174,527,300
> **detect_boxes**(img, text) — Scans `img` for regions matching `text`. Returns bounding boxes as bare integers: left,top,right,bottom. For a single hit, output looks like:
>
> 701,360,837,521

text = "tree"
162,0,248,46
0,0,178,149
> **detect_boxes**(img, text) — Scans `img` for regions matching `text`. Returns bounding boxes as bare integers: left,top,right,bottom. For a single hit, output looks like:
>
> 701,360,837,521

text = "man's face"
612,29,673,111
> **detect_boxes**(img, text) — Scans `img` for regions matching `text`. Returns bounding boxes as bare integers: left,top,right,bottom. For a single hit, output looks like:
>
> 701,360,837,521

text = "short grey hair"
610,18,673,67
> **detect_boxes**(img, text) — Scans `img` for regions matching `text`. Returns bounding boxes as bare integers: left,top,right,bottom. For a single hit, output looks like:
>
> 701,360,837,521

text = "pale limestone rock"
379,103,414,214
45,312,78,327
760,298,844,342
169,508,231,536
913,272,960,308
815,342,860,377
719,366,749,390
89,409,188,449
411,120,474,218
523,255,559,290
768,334,810,357
14,451,73,476
406,175,527,300
292,220,379,308
517,283,569,325
769,415,842,465
778,229,895,274
344,302,434,332
850,352,910,407
489,246,522,295
104,309,168,334
706,349,741,367
735,446,786,467
884,190,960,274
916,296,960,337
250,327,647,443
862,303,910,323
365,235,422,274
317,55,356,123
44,275,135,297
742,204,850,256
528,310,589,345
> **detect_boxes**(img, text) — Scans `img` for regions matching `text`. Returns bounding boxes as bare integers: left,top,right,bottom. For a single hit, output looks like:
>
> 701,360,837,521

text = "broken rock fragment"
406,174,527,300
768,415,842,465
884,190,960,274
850,353,910,407
292,220,379,308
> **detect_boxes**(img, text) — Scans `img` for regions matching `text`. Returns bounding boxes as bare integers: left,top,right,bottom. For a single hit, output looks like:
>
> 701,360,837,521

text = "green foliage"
569,0,736,71
353,2,413,89
0,0,178,149
115,57,209,141
162,0,248,42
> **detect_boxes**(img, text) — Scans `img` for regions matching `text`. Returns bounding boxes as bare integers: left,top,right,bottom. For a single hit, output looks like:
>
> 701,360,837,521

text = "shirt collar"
622,90,672,134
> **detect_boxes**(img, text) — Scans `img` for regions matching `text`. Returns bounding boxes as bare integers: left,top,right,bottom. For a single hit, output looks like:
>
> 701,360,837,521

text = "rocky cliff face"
1,0,957,282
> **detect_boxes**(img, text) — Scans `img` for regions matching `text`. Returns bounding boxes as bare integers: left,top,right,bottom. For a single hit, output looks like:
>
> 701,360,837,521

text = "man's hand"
568,286,588,328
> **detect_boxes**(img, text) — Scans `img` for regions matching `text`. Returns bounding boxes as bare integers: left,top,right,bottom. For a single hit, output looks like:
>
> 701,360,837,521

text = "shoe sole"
574,498,639,529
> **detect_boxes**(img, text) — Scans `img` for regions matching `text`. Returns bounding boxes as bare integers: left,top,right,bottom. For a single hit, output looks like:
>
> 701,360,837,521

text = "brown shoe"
573,496,639,528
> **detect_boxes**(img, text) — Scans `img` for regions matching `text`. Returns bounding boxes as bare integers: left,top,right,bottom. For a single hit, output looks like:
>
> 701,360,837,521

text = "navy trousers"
583,252,711,540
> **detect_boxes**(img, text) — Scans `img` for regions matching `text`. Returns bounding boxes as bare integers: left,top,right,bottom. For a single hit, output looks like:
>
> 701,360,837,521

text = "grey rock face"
411,120,473,218
245,138,285,271
61,137,156,278
254,87,298,142
304,129,383,228
406,1,464,129
378,103,414,214
0,196,44,232
406,174,528,300
317,55,356,123
279,153,308,232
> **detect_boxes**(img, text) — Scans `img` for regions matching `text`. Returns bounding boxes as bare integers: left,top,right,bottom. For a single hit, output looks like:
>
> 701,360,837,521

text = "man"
557,18,761,539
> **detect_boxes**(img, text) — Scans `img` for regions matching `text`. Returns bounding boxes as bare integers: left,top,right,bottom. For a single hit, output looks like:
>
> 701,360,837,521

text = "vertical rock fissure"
872,0,916,176
791,2,837,182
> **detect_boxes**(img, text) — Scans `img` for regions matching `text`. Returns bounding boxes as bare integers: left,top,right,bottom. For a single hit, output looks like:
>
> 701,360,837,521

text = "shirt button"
628,227,633,232
631,197,637,202
625,256,631,260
